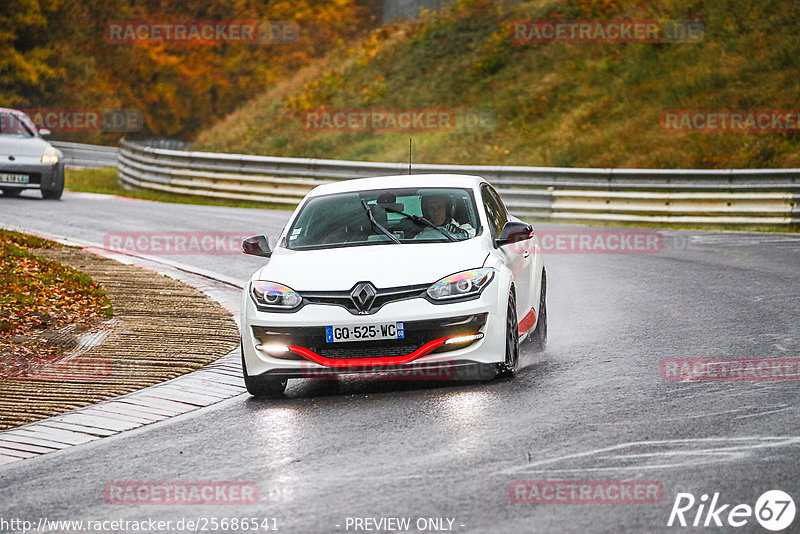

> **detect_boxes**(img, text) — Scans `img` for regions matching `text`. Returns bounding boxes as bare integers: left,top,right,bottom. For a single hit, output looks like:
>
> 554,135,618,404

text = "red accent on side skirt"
517,308,537,336
288,332,481,368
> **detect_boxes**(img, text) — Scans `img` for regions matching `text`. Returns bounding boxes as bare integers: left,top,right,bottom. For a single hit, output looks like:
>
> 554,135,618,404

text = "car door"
481,184,533,327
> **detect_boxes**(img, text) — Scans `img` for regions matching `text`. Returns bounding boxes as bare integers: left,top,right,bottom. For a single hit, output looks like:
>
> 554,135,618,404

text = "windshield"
0,112,36,138
286,187,481,250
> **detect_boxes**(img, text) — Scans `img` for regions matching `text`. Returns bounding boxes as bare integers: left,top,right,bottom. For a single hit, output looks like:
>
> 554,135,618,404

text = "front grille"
252,313,487,361
300,283,429,315
315,343,420,359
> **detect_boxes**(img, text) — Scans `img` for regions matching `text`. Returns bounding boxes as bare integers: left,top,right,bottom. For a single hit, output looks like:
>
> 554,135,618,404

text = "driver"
418,193,476,239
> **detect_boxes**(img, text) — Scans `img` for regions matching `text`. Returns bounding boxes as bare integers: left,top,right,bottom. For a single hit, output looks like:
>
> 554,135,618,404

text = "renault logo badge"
350,282,377,312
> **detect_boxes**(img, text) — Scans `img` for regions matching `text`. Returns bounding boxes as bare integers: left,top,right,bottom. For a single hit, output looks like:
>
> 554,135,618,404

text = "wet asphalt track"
0,190,799,533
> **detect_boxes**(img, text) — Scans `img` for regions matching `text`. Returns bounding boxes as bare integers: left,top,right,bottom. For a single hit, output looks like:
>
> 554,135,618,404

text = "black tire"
41,185,63,200
1,189,22,197
497,289,519,378
41,164,64,200
529,269,547,352
241,344,287,398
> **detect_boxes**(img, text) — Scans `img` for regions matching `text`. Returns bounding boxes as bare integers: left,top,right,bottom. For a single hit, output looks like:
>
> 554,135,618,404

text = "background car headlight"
41,146,59,164
251,281,302,309
427,268,494,300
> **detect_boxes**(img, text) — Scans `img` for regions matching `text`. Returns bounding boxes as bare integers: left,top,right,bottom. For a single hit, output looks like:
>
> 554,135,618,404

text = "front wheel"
497,290,519,378
41,166,64,200
241,344,287,398
41,185,63,200
529,269,547,352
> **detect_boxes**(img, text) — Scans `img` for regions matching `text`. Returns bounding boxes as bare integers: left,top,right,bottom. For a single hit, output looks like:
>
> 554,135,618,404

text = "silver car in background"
0,108,64,200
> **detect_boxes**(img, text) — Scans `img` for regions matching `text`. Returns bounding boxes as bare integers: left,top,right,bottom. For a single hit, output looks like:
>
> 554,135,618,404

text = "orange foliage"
2,0,377,140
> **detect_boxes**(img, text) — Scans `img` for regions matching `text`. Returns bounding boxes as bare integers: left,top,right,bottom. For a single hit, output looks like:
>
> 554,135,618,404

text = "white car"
0,108,64,199
240,174,547,397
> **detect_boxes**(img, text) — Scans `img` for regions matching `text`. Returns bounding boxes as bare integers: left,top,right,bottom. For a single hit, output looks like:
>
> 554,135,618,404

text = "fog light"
443,332,484,345
256,343,290,357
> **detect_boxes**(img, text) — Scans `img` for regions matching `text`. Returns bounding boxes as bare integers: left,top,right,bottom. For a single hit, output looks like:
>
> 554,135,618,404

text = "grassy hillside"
195,0,800,169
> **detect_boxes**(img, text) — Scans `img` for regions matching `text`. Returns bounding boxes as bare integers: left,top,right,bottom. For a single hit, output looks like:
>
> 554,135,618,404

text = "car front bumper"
241,284,508,379
0,157,62,190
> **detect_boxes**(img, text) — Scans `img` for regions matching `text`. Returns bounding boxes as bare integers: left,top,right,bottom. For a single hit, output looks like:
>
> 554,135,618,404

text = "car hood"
254,241,489,291
0,136,50,157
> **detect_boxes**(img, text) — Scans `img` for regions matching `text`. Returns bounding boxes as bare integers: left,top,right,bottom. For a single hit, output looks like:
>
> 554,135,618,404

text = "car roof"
307,174,487,197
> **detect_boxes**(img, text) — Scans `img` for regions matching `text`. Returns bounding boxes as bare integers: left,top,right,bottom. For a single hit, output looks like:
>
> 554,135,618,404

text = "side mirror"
39,129,51,137
242,235,271,257
495,221,533,248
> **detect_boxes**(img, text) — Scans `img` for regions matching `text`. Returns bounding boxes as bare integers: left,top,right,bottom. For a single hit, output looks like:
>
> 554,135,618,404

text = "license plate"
326,322,405,343
0,173,29,184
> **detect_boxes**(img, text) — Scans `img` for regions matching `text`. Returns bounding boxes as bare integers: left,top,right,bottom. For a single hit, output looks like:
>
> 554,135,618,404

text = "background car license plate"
326,322,404,343
0,173,29,184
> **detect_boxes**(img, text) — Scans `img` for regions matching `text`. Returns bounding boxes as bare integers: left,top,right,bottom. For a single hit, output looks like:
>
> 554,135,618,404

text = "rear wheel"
497,290,519,378
1,189,22,197
529,269,547,352
241,343,287,397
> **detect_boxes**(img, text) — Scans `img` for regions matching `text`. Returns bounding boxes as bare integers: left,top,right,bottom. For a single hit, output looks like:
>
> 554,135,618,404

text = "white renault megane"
240,174,547,397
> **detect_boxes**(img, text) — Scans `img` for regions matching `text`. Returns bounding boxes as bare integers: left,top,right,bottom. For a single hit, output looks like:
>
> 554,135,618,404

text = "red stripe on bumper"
288,332,480,368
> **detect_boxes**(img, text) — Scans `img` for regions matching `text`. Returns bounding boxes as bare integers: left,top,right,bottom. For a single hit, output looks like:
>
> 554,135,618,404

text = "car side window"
481,185,508,238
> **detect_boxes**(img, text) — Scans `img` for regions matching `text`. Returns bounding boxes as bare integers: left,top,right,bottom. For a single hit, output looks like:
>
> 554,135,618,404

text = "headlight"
427,268,494,301
41,146,59,164
250,281,302,309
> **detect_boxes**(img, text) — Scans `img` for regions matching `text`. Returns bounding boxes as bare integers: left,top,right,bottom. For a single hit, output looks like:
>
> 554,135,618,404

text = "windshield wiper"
381,205,457,242
361,200,401,244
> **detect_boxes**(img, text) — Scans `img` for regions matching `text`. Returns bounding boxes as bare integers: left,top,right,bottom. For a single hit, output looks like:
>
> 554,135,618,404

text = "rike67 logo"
668,490,795,531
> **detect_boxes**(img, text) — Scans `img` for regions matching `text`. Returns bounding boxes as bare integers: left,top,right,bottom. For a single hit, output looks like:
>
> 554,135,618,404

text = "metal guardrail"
118,139,799,227
52,141,118,168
